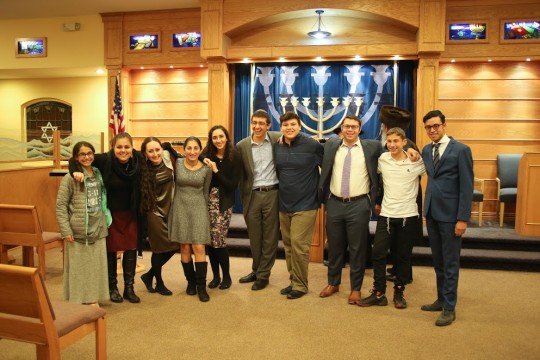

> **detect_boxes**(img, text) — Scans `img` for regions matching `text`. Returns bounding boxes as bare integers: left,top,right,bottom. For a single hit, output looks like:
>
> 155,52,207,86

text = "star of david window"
26,101,72,143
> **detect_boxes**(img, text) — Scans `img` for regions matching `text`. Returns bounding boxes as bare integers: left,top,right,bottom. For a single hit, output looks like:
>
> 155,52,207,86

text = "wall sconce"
307,10,331,39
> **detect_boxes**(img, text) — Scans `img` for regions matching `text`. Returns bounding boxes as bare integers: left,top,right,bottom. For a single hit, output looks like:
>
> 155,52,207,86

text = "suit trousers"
325,196,371,291
279,209,318,293
244,189,279,281
426,215,462,311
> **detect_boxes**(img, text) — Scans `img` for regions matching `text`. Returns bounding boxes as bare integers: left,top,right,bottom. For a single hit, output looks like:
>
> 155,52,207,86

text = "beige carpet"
1,247,540,360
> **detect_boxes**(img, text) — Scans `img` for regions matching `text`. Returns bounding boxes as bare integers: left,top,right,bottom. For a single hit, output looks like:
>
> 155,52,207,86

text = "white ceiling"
0,0,200,20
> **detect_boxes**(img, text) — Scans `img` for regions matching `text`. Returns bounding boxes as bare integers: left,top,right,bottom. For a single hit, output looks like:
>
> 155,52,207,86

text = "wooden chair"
496,154,522,227
0,264,107,359
0,204,63,280
473,177,485,227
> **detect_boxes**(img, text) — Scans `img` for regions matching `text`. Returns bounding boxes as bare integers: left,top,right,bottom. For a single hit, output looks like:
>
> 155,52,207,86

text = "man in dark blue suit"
420,110,474,326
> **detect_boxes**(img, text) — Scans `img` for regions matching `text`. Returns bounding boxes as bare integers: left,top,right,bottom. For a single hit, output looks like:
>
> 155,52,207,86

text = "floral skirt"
208,187,232,248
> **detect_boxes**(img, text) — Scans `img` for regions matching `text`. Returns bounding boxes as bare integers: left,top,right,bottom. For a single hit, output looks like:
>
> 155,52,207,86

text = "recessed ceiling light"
526,58,531,62
95,68,104,74
315,56,323,61
140,66,145,70
199,64,204,67
169,65,174,69
451,59,456,63
279,57,286,62
488,59,492,62
354,55,362,61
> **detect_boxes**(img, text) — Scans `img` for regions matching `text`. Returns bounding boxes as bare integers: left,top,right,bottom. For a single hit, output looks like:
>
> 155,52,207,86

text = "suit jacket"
318,137,382,213
422,137,474,223
236,131,281,215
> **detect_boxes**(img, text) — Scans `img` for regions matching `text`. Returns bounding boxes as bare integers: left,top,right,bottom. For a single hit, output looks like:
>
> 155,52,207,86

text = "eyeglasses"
342,124,360,130
424,123,443,131
251,121,267,126
78,151,94,158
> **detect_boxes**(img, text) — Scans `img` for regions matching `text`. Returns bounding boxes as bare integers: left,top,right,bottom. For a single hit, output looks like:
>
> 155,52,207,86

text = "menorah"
279,95,363,139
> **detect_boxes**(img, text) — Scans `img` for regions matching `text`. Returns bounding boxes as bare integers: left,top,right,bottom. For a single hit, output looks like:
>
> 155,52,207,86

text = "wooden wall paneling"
130,68,208,84
221,0,421,34
416,55,440,150
516,153,540,235
439,79,540,99
102,15,124,67
207,60,230,129
440,99,540,119
447,120,540,140
439,62,540,80
463,141,540,159
129,120,208,138
418,0,445,52
130,101,208,120
130,83,209,102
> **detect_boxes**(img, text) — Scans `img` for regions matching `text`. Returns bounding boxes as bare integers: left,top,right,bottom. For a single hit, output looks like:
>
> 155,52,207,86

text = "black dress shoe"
280,285,292,295
239,272,257,283
287,290,306,299
251,279,269,291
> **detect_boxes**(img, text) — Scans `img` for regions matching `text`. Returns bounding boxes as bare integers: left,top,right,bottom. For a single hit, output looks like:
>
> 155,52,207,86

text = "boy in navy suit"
420,110,474,326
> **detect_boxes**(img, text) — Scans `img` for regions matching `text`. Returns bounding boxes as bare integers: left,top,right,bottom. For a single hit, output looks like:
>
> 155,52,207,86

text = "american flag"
109,75,125,135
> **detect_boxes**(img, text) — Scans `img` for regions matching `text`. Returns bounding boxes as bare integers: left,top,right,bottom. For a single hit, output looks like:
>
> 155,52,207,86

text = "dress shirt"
432,134,450,158
329,139,369,197
251,134,279,188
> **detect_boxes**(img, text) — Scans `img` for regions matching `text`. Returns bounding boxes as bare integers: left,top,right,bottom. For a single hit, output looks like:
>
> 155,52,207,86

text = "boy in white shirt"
358,127,426,309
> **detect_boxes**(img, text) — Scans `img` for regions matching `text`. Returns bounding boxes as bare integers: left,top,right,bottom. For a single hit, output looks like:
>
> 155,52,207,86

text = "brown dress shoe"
319,285,339,298
348,290,361,305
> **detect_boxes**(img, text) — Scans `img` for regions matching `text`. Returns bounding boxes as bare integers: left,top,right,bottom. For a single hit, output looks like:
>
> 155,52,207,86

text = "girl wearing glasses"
56,141,112,306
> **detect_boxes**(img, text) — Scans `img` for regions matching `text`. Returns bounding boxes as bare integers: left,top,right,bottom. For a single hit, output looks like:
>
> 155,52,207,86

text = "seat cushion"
52,301,106,337
42,232,62,244
472,190,484,202
500,188,517,203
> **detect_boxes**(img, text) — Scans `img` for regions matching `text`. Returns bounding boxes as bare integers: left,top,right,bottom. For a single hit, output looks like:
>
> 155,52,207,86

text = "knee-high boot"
107,251,123,303
207,247,221,289
154,251,175,296
195,261,210,302
181,260,197,296
122,250,141,303
216,248,231,290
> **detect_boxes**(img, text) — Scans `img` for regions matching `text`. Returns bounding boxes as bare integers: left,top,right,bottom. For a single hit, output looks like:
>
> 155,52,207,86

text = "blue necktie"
433,143,441,169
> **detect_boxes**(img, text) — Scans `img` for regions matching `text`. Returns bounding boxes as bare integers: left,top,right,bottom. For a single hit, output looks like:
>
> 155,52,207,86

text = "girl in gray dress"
169,137,212,302
56,141,112,305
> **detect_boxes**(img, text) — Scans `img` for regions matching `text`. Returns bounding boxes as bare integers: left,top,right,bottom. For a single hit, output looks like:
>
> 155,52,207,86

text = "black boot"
141,255,155,293
122,250,140,303
181,260,197,296
107,252,123,303
216,248,231,290
195,261,210,302
154,251,175,296
207,247,221,289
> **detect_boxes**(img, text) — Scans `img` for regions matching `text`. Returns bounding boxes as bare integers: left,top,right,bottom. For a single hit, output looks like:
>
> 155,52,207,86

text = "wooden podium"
515,153,540,236
309,206,326,263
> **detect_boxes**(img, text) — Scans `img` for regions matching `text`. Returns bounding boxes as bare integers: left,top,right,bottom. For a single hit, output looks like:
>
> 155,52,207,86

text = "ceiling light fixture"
308,10,331,39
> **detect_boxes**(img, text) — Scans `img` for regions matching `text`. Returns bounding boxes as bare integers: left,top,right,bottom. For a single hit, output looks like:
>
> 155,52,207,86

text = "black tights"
149,250,176,286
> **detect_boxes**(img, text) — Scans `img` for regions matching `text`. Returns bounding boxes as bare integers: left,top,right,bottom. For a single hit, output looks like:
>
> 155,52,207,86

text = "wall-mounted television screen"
173,32,201,48
503,21,540,40
129,34,159,50
448,23,487,41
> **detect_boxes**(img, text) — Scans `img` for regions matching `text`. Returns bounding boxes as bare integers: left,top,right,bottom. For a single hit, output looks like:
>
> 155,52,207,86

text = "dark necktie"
433,143,441,169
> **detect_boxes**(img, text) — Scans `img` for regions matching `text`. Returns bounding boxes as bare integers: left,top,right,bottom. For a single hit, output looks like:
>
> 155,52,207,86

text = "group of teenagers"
55,105,473,327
